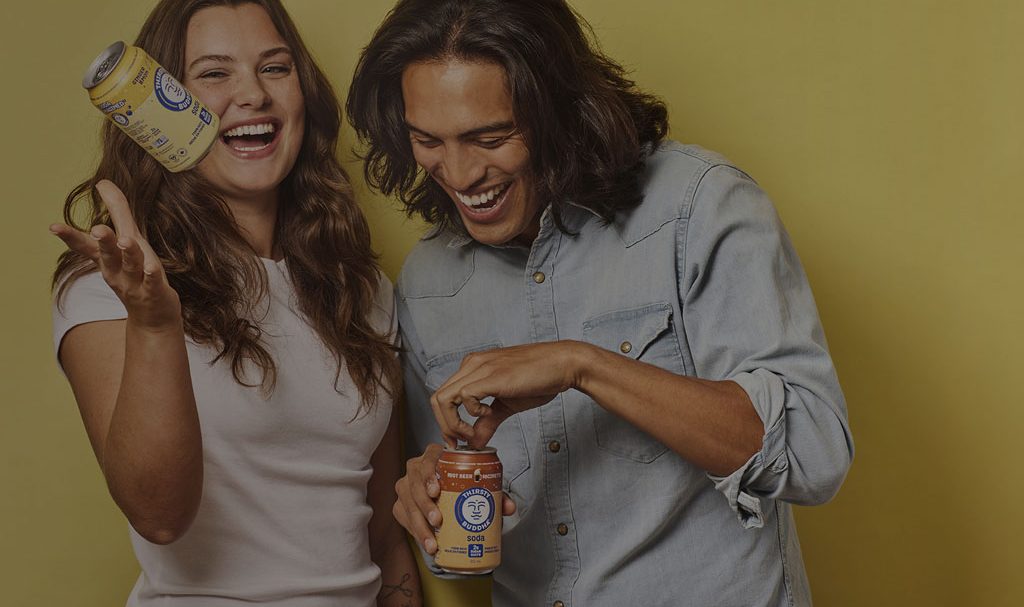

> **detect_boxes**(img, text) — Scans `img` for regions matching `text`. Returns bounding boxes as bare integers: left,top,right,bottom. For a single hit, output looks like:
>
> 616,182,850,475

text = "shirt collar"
434,201,602,250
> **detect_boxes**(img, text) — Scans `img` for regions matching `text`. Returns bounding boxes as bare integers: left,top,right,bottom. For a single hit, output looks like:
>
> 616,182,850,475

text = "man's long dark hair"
346,0,669,233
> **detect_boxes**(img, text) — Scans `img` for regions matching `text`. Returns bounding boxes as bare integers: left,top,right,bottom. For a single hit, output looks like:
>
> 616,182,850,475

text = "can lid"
83,41,127,90
443,444,498,454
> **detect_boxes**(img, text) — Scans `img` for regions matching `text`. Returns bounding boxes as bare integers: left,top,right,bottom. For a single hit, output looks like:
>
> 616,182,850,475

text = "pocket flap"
425,342,503,391
581,302,673,359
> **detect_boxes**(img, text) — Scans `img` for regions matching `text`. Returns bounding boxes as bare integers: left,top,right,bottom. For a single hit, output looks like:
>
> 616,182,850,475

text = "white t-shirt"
53,258,396,606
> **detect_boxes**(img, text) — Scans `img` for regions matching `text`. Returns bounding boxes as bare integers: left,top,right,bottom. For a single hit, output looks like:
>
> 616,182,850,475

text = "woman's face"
183,3,305,207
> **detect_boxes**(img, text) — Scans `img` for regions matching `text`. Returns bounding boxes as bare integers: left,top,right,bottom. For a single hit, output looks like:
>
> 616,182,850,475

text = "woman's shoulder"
51,270,127,360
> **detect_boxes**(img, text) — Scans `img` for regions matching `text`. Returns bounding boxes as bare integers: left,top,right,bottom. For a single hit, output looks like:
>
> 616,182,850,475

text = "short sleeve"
52,271,127,372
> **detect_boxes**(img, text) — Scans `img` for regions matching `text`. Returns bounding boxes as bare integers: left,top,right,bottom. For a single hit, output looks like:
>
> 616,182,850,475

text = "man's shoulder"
396,230,476,300
614,141,750,245
643,140,747,198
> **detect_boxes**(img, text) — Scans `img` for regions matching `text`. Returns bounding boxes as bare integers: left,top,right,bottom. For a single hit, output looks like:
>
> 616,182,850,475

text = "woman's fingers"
49,223,100,261
134,235,166,278
117,236,145,277
95,179,141,239
91,224,123,278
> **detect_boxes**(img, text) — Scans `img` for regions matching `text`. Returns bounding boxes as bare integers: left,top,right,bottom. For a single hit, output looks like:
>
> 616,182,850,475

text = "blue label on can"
154,68,193,112
468,544,484,558
199,108,213,125
454,487,495,533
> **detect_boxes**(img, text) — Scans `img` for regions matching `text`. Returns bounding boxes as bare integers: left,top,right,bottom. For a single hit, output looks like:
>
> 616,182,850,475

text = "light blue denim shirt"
397,142,854,607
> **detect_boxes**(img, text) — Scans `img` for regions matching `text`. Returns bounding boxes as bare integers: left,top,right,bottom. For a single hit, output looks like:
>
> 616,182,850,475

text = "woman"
50,1,421,605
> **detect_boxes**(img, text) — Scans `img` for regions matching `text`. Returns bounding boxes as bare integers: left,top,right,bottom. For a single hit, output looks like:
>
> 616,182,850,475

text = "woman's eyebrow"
187,47,292,71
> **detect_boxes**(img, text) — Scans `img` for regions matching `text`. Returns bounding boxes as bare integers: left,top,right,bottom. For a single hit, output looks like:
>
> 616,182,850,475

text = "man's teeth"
455,182,510,207
222,123,276,138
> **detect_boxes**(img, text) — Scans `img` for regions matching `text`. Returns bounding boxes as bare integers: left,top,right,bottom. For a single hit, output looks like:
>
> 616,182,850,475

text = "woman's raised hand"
50,179,182,330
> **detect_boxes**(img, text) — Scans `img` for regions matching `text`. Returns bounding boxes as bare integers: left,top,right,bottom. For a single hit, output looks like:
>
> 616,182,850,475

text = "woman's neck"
223,191,280,260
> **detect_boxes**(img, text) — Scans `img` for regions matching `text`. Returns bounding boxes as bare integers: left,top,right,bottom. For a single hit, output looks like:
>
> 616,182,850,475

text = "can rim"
83,41,127,90
442,445,498,454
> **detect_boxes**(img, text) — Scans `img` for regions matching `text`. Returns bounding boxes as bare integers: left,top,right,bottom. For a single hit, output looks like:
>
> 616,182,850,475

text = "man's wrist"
567,340,603,396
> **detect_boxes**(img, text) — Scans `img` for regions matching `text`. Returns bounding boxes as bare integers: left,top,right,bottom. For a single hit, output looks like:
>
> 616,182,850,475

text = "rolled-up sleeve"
679,164,854,528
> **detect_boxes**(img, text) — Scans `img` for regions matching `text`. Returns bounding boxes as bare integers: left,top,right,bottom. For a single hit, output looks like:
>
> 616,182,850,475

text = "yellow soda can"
83,41,218,172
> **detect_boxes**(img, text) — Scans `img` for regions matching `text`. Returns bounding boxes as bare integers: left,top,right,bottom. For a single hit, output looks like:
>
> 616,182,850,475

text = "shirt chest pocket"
424,344,532,490
580,302,685,463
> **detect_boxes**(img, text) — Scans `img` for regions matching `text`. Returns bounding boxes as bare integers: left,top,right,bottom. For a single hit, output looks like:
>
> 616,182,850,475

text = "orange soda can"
83,41,219,172
435,446,502,574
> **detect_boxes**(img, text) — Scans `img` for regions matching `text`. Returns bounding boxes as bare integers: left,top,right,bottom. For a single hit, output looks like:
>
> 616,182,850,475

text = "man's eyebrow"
188,46,292,71
405,120,516,140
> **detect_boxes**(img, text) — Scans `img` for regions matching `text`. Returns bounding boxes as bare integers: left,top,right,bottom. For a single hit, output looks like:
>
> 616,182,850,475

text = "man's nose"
441,147,486,192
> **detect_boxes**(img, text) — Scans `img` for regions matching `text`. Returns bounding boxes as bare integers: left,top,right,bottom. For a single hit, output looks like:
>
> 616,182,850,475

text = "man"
347,1,853,605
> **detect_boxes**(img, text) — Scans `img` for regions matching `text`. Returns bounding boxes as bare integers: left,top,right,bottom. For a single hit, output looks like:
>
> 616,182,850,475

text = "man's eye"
477,133,517,149
413,138,442,149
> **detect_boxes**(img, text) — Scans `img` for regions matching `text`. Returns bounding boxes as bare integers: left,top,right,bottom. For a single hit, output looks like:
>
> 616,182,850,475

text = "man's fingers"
467,399,512,449
502,493,517,516
429,394,459,448
395,478,439,555
410,460,443,527
462,394,491,418
431,392,474,446
395,446,445,555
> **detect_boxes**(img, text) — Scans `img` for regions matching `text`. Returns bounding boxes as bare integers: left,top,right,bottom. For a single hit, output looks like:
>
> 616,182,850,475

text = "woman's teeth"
223,123,275,137
455,182,511,208
222,123,276,152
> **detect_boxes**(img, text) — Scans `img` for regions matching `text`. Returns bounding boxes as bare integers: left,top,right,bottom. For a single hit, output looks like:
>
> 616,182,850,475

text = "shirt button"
619,341,633,354
553,602,565,607
533,271,546,284
557,523,569,536
548,440,561,453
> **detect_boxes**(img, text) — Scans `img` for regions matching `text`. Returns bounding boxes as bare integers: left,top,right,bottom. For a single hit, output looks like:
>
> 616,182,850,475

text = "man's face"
402,59,541,247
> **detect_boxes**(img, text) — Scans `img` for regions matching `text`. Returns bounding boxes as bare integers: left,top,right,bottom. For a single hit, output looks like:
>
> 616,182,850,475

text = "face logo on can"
154,68,193,111
454,487,495,532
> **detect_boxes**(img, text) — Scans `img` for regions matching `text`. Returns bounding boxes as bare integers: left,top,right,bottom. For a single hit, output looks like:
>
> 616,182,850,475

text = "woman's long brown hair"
55,0,399,412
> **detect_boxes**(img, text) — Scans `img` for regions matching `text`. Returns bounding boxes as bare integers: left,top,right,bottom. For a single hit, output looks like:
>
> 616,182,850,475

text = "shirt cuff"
706,369,790,529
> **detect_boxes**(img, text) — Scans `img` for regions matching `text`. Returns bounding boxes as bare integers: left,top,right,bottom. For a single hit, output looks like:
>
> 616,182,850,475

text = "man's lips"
454,181,513,211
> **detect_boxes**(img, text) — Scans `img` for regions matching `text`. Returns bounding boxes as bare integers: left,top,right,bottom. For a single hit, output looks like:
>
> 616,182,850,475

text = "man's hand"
430,341,591,449
393,443,516,555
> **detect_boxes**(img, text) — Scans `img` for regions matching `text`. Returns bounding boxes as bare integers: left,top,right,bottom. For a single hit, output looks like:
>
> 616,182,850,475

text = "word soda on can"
435,446,502,574
83,41,219,172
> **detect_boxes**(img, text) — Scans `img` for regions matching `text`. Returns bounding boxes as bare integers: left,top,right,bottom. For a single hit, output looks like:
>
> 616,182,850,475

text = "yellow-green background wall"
2,1,1021,605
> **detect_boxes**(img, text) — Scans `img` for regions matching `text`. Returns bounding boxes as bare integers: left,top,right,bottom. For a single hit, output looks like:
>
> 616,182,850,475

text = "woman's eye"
262,64,292,75
199,70,227,79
